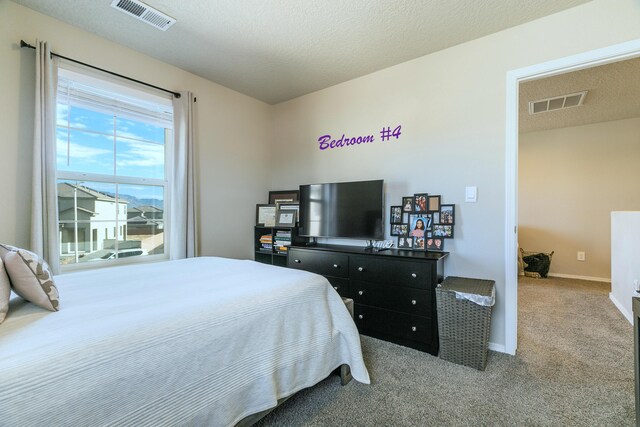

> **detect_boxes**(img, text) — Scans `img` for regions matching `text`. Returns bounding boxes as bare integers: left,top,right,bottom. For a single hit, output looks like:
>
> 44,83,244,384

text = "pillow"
0,243,17,260
0,258,10,323
3,248,59,312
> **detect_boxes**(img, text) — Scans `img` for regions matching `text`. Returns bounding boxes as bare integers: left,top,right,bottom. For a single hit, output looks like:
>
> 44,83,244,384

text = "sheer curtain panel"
170,92,198,259
31,41,60,273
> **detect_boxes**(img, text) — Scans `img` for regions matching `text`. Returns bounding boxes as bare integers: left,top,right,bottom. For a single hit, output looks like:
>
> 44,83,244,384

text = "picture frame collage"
392,193,455,252
256,190,300,227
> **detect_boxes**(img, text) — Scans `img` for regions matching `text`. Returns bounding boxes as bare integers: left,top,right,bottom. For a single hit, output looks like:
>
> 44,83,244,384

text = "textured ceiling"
519,57,640,133
13,0,591,104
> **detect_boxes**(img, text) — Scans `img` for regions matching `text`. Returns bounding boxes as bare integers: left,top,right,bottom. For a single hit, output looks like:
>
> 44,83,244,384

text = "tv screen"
299,180,384,240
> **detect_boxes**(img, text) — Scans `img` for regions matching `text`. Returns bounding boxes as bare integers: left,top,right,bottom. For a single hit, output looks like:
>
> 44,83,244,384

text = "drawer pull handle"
411,273,417,278
333,264,339,268
411,326,417,332
358,315,363,320
358,290,364,296
411,300,417,305
358,266,364,272
294,259,301,263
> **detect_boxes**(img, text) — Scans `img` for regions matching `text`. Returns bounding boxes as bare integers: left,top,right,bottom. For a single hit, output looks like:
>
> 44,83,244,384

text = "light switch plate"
465,186,477,203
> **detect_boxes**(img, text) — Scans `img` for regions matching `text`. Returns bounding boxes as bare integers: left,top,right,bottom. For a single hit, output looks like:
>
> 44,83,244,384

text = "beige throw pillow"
0,258,10,323
3,248,59,312
0,243,17,260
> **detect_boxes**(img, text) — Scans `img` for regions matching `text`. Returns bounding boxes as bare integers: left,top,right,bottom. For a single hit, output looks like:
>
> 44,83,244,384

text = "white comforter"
0,257,369,426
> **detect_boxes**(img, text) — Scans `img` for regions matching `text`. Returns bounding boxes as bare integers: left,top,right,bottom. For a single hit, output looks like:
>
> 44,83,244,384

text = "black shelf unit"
254,226,304,267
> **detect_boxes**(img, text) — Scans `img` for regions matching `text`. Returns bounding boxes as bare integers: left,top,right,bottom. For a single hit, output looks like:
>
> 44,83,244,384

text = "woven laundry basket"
436,276,495,370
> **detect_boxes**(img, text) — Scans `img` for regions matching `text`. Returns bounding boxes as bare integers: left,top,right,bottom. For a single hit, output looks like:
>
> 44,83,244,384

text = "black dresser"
287,245,447,355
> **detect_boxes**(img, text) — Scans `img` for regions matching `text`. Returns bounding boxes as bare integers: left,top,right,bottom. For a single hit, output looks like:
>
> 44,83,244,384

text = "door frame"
504,38,640,355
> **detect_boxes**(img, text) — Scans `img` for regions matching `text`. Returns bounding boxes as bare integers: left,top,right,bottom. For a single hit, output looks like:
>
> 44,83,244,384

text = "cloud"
56,139,112,164
116,141,165,167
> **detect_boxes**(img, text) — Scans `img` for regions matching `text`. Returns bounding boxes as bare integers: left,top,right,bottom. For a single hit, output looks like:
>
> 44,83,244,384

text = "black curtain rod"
20,40,181,99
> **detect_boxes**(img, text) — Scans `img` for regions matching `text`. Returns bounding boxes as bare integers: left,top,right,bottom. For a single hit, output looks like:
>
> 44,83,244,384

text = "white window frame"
56,61,173,272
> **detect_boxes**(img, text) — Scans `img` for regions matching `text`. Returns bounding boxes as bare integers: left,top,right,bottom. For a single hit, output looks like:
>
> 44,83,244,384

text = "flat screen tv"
298,179,384,240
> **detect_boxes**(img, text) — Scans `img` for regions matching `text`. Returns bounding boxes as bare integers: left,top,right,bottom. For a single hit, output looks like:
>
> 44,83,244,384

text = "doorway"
504,38,640,355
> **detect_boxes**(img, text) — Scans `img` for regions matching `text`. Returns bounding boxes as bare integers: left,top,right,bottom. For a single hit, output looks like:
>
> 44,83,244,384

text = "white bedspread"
0,257,369,426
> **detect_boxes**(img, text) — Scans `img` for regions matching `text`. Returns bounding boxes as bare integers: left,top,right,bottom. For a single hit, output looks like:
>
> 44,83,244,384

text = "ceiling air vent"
528,91,588,115
110,0,176,31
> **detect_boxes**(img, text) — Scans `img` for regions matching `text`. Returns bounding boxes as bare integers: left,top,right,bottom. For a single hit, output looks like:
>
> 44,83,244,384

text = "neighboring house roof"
127,216,163,226
59,206,97,216
57,183,128,203
130,205,163,214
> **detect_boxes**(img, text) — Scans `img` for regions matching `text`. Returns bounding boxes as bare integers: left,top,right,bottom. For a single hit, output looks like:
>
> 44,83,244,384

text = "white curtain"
30,41,60,273
170,91,198,259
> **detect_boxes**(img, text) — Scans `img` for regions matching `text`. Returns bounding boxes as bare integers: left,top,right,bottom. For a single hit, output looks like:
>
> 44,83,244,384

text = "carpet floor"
256,276,635,426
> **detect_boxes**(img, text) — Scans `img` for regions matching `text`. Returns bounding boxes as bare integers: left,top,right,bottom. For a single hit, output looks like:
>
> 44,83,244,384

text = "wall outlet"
577,251,585,261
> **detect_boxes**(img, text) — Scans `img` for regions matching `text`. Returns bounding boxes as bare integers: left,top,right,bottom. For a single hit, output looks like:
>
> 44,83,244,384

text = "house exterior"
126,205,164,235
57,183,128,258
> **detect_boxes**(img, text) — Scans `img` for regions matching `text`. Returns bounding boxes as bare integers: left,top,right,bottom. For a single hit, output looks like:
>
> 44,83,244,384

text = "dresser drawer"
288,249,349,278
354,305,431,344
327,277,351,298
350,256,433,289
352,281,431,317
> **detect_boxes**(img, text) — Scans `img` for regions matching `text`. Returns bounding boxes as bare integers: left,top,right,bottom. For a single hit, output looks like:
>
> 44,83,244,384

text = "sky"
57,104,168,200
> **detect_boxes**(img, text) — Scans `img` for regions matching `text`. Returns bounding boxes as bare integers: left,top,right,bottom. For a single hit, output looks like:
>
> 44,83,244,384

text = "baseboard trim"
488,342,508,354
609,292,633,325
548,273,611,283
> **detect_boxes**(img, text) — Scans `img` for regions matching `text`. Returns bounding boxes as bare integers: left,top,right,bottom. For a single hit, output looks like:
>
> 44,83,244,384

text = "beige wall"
270,0,640,349
519,118,640,280
0,0,271,260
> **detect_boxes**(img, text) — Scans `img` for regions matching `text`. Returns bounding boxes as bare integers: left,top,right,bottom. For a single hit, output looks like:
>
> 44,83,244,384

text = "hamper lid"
439,276,496,307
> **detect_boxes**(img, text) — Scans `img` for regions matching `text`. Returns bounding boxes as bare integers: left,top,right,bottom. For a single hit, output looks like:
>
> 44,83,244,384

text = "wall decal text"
318,125,402,150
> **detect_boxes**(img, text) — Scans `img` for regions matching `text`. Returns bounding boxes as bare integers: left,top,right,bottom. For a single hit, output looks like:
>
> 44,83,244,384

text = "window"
56,65,173,269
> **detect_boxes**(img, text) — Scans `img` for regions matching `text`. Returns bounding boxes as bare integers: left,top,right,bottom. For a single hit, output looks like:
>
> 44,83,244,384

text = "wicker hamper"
436,276,495,370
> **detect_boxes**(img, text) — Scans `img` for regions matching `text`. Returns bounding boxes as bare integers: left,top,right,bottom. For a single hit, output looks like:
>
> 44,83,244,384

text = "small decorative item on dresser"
256,204,276,226
397,236,413,249
268,190,299,204
390,206,403,224
391,223,408,236
413,193,428,213
427,195,441,213
433,224,454,238
426,237,444,251
402,196,414,212
275,203,298,227
440,204,455,224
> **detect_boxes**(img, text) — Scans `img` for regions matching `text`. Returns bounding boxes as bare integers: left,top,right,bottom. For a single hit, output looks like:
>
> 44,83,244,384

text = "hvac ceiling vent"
110,0,176,31
528,91,588,115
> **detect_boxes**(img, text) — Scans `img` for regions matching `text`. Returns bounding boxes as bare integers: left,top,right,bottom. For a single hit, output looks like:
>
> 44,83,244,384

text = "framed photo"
433,224,454,238
427,195,441,213
413,193,428,213
256,204,276,226
391,223,409,236
397,236,413,249
431,212,440,224
268,190,299,205
402,197,414,212
390,206,403,224
413,236,425,250
408,215,431,238
426,237,444,251
440,204,455,225
275,204,297,227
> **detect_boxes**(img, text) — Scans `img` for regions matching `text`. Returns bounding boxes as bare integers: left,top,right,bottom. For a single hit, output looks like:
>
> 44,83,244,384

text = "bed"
0,257,370,426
